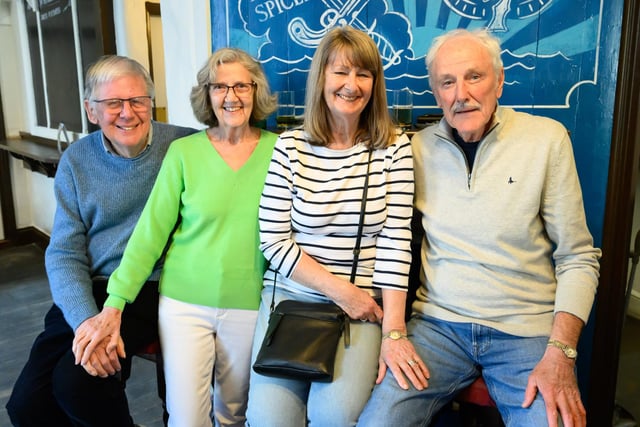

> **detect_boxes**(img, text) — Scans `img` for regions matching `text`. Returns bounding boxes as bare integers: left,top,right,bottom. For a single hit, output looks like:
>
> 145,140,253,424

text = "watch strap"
547,339,578,359
382,330,408,340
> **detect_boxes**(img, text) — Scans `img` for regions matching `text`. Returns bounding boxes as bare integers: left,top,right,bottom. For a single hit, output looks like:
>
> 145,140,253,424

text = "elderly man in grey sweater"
358,29,600,427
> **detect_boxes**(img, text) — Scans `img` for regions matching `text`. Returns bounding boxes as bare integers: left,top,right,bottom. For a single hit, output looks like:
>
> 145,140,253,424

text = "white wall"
113,0,156,70
159,0,210,129
0,1,26,138
0,0,210,239
114,0,208,129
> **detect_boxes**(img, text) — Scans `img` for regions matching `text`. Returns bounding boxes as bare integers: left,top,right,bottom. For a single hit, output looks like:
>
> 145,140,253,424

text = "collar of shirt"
101,124,153,157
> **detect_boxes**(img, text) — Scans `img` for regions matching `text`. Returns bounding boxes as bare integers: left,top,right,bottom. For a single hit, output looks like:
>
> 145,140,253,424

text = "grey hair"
426,28,503,88
190,48,277,127
83,55,155,101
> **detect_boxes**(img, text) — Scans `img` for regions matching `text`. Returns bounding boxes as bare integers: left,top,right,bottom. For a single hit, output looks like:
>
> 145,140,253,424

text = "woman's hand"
377,336,430,390
333,284,383,322
72,307,124,376
290,251,383,321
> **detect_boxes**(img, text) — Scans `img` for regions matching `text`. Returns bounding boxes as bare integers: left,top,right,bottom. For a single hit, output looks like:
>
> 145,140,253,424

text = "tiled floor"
0,243,638,427
0,244,163,427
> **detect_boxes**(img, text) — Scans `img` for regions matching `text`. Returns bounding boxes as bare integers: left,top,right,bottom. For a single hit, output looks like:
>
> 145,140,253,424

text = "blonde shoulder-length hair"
190,48,277,127
304,26,396,149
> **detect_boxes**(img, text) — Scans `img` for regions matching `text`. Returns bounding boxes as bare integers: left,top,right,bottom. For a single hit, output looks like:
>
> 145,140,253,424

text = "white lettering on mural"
254,0,311,22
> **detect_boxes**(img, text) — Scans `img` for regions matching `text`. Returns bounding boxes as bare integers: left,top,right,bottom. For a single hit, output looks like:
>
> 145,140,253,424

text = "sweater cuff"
104,295,127,311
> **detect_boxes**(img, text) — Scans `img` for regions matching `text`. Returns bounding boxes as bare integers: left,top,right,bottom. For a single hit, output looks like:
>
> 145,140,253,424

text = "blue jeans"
357,315,549,427
246,286,381,427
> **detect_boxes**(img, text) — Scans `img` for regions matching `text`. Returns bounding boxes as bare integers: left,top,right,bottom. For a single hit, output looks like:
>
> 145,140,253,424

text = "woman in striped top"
247,26,428,426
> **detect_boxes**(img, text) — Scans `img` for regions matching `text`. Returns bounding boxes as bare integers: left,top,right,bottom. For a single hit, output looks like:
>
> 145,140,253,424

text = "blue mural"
210,1,623,399
211,0,604,112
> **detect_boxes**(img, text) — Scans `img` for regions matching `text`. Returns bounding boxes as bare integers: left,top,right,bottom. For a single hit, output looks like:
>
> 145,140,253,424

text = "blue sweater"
45,121,196,330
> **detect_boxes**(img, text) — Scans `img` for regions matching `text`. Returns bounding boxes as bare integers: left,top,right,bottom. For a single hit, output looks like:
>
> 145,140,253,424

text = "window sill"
0,133,61,178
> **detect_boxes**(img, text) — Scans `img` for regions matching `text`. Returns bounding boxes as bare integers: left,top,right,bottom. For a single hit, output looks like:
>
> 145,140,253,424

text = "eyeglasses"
91,96,153,113
208,82,256,96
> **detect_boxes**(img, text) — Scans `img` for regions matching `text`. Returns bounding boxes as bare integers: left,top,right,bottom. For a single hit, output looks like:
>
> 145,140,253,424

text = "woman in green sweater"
72,48,278,427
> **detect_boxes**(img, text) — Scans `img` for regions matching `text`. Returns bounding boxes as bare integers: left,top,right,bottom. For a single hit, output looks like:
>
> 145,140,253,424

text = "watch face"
384,330,407,340
565,348,578,358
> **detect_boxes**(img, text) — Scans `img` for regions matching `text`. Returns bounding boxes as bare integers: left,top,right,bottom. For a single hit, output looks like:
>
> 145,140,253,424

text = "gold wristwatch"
382,330,408,340
547,339,578,359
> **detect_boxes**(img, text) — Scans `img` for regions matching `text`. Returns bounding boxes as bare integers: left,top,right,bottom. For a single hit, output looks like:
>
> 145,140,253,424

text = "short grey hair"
83,55,155,101
426,28,503,88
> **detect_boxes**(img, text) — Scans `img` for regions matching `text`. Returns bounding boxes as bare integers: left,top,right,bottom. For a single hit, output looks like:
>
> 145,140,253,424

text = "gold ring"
407,359,417,367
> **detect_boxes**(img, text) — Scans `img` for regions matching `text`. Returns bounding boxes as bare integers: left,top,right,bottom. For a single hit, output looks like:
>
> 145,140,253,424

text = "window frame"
17,0,115,142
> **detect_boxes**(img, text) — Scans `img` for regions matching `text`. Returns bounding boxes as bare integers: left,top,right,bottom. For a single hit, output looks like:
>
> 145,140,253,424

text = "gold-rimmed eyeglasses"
91,96,153,113
207,82,256,96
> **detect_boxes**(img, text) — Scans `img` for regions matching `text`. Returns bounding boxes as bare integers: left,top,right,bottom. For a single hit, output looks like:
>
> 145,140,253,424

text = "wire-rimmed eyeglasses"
207,82,256,96
91,96,153,113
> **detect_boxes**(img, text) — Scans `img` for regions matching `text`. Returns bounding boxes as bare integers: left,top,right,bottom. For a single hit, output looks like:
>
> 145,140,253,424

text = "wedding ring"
360,318,367,322
407,359,417,367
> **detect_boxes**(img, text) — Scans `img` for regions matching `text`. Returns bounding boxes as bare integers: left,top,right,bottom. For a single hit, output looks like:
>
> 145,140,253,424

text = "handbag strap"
350,148,372,284
269,148,373,312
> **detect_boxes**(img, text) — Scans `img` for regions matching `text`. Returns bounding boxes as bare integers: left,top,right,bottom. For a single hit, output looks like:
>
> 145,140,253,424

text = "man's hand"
523,350,585,427
72,307,124,376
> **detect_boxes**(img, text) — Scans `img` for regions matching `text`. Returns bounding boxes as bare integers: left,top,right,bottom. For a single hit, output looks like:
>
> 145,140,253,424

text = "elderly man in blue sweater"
6,55,195,426
358,29,601,427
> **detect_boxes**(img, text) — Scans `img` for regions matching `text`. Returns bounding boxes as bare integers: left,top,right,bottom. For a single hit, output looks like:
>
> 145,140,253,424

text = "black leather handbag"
251,299,350,382
252,150,372,382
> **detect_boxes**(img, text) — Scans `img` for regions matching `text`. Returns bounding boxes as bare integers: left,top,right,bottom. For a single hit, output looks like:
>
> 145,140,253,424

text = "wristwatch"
382,330,408,340
547,339,578,359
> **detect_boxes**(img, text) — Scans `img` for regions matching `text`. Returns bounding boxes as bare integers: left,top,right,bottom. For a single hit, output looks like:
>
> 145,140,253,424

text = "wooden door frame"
587,0,640,424
0,83,18,244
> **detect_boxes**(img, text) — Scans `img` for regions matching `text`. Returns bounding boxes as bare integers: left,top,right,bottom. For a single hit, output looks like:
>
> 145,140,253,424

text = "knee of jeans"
308,399,362,427
247,399,306,427
498,394,547,426
309,409,357,426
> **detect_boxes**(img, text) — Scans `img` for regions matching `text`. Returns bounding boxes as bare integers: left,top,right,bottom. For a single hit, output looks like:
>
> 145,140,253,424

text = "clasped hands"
72,307,124,377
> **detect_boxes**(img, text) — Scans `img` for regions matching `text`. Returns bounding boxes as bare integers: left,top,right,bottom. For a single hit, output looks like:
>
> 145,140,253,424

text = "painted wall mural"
210,0,623,395
211,0,604,113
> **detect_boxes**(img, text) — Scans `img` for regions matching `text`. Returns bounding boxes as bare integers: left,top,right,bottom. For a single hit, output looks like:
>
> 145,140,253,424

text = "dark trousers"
6,280,159,427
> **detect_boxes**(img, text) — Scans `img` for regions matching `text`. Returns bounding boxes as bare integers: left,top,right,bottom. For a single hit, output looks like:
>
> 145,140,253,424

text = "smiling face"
323,50,373,124
84,75,152,158
208,62,254,131
431,35,504,142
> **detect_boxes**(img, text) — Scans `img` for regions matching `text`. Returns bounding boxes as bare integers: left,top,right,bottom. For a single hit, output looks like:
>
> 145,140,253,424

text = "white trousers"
159,296,258,427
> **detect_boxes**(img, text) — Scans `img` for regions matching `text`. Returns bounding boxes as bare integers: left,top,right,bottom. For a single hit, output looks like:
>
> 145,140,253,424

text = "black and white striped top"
258,129,414,298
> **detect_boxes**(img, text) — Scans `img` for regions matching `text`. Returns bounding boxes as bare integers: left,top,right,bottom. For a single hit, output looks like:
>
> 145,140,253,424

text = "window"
22,0,115,136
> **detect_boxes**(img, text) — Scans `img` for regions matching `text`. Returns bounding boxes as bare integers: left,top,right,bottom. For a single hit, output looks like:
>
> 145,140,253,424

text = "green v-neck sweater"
106,129,277,311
